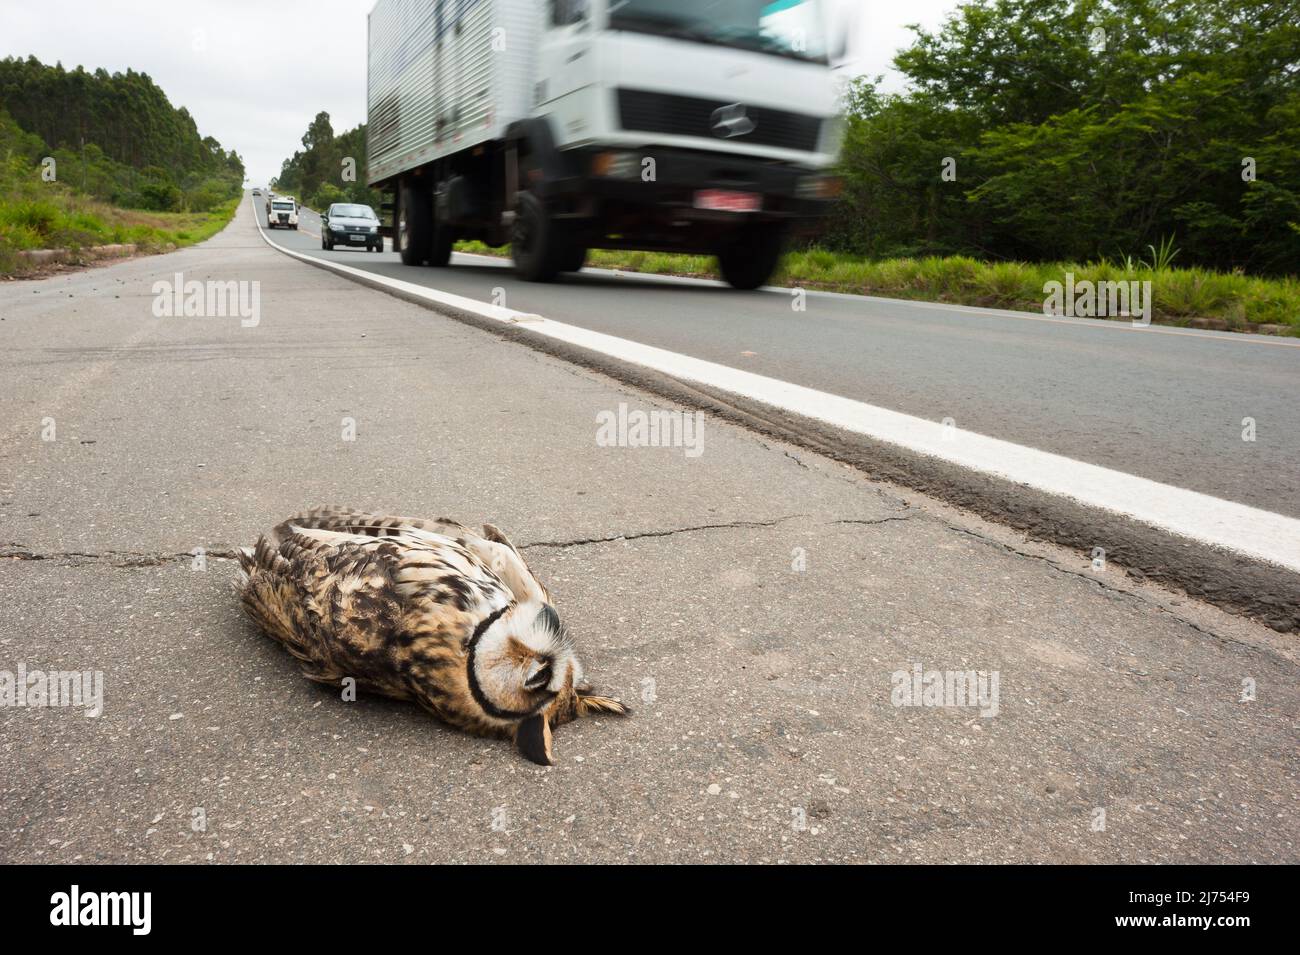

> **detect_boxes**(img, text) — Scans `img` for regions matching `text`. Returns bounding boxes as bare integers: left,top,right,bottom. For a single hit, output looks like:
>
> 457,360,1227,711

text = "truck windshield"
607,0,828,64
272,202,294,210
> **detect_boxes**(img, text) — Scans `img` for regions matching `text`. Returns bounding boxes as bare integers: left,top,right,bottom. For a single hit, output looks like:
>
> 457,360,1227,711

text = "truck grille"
617,89,821,152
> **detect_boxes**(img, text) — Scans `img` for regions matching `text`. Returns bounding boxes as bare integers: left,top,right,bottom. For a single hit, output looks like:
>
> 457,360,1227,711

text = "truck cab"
368,0,841,287
266,197,299,230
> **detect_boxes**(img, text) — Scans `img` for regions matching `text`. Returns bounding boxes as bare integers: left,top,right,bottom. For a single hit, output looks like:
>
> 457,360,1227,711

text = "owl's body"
237,507,625,763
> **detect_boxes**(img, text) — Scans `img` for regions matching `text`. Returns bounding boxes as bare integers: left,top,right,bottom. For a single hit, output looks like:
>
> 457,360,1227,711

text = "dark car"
321,203,382,252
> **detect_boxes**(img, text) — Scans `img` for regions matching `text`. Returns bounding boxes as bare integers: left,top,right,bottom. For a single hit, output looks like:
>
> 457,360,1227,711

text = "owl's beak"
514,713,554,765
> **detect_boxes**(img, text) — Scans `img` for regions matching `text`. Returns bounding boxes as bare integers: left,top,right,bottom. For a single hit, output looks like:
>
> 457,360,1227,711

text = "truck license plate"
694,190,761,213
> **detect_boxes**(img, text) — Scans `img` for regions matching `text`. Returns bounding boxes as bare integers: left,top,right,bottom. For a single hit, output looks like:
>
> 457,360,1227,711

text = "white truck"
266,196,300,230
366,0,841,287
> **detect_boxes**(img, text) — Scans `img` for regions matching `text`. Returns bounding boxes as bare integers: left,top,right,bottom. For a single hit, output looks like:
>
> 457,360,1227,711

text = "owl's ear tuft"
578,694,630,717
515,713,554,766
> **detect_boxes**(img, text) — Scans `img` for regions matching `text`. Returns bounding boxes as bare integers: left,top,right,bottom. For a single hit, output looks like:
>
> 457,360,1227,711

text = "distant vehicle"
366,0,842,288
252,188,261,196
266,197,298,230
320,203,382,252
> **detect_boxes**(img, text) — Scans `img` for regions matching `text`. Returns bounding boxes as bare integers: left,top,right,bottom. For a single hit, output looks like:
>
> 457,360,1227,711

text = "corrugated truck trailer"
367,0,842,288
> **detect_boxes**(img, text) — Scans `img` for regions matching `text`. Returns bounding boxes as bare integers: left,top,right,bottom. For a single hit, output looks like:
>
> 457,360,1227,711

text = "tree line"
827,0,1299,275
0,56,244,212
272,111,381,212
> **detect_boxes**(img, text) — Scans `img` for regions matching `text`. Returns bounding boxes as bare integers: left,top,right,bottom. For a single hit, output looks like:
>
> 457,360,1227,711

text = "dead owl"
236,507,627,764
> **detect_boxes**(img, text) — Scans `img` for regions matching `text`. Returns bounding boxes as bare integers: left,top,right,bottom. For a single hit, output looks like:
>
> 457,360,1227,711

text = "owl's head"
466,600,628,765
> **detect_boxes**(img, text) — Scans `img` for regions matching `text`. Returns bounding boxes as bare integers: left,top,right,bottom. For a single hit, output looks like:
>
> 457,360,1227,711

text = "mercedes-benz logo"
710,103,756,139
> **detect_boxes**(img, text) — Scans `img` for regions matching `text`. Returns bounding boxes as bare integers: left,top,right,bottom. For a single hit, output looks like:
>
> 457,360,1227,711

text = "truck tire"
560,244,587,273
397,179,432,266
717,225,785,290
428,218,453,267
511,192,568,283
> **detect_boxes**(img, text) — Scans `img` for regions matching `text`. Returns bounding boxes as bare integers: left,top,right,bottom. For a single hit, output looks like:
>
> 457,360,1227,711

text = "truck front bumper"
537,146,836,251
566,146,833,211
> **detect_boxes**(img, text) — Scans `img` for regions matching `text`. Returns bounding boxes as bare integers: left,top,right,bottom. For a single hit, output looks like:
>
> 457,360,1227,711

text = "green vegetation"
0,57,244,274
0,188,239,276
454,240,1300,332
828,0,1299,277
0,56,244,212
273,112,381,213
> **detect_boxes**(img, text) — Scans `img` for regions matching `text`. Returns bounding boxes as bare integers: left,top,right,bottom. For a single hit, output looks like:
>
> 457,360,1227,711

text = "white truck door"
536,0,599,146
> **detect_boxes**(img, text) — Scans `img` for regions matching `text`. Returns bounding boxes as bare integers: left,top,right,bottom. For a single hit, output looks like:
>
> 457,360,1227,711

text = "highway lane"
269,199,1300,519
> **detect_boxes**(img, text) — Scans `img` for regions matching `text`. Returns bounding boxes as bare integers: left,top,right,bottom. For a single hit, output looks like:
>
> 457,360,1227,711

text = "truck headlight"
819,116,846,156
592,151,640,180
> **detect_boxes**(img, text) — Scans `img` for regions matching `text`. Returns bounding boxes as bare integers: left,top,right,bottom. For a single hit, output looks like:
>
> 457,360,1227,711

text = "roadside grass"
454,240,1299,332
0,184,239,276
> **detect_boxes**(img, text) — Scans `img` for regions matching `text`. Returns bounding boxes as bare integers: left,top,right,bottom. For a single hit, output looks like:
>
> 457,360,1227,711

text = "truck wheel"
397,180,432,266
428,219,453,267
511,192,567,282
717,225,785,290
560,245,588,273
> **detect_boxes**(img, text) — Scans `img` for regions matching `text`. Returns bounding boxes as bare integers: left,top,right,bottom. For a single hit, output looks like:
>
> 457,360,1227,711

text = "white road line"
449,253,1300,350
251,197,1300,573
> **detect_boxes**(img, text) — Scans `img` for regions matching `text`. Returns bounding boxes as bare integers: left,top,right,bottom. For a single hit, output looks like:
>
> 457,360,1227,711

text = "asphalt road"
279,202,1300,519
0,197,1296,863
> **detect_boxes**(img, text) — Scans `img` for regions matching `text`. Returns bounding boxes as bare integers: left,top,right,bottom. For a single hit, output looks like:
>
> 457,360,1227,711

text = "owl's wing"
274,523,511,616
273,506,472,541
274,507,549,606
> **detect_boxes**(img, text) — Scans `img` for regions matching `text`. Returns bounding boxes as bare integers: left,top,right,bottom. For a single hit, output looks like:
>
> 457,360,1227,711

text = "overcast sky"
0,0,960,185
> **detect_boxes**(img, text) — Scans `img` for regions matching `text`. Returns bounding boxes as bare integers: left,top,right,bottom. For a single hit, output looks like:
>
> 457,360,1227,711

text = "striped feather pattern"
237,507,627,763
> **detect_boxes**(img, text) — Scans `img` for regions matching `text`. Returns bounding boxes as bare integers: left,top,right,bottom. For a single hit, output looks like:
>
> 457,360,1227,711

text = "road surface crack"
757,440,812,471
520,515,807,550
833,516,912,527
938,525,1262,650
2,544,238,567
